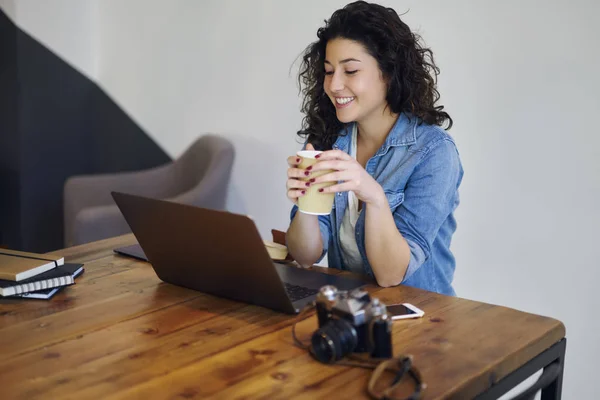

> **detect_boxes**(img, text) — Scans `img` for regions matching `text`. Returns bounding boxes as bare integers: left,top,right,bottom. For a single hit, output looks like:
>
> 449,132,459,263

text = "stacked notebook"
0,248,84,299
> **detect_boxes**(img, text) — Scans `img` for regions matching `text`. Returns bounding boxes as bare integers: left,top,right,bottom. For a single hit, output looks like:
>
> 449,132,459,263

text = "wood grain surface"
0,234,565,399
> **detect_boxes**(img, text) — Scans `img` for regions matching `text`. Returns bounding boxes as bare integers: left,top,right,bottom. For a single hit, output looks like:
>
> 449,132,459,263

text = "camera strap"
291,302,426,400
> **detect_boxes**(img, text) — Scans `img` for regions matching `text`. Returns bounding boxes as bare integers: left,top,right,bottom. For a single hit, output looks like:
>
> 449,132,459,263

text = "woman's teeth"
335,97,354,105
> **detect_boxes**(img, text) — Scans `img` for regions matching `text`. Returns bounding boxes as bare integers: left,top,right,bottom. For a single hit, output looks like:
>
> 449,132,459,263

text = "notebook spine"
13,276,74,295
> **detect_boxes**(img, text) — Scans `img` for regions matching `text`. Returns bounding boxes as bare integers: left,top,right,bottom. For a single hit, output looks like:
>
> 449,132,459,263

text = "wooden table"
0,234,566,399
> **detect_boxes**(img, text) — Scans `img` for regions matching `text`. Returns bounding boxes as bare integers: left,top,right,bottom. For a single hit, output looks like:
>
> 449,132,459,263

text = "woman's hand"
286,143,317,204
308,150,386,207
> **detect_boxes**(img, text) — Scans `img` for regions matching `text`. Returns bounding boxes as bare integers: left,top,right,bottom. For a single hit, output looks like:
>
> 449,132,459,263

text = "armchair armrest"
64,162,175,246
70,204,131,247
167,140,234,210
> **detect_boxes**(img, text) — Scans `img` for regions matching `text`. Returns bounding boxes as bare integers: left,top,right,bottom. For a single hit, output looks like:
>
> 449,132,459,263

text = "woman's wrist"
366,185,388,210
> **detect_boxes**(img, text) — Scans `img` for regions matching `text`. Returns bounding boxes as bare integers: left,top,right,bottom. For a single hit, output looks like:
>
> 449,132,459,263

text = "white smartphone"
387,303,425,320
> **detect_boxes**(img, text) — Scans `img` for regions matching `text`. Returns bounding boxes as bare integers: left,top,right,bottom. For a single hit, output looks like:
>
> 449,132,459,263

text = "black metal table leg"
541,338,566,400
474,338,567,400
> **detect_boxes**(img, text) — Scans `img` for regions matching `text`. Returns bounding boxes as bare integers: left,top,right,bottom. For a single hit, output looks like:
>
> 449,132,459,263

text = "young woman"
285,1,463,296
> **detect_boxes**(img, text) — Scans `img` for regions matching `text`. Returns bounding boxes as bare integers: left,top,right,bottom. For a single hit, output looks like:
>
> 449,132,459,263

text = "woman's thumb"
306,143,315,151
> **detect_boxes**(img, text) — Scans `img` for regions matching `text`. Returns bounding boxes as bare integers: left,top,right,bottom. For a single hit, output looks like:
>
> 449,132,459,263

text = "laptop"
114,244,148,261
111,191,366,314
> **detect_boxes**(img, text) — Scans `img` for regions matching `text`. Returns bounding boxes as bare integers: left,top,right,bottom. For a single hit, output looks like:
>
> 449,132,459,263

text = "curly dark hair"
296,1,452,150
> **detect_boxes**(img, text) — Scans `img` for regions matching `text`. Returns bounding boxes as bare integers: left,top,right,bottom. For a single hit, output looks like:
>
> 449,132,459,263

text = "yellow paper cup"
296,150,335,215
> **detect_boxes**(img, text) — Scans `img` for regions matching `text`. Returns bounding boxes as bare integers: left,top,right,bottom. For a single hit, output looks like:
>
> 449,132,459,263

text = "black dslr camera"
311,285,393,363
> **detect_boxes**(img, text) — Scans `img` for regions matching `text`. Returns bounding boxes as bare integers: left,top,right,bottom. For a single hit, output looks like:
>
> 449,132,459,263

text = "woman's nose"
328,71,345,93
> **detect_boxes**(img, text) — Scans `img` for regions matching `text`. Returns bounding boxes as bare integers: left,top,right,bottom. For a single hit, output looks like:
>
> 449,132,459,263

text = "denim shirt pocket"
384,190,405,211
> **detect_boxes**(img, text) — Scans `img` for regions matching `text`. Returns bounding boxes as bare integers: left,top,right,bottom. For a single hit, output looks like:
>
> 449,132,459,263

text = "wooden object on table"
272,229,294,262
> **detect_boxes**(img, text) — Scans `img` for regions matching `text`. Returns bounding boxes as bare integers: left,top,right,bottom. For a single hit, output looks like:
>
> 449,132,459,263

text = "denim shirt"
290,113,464,296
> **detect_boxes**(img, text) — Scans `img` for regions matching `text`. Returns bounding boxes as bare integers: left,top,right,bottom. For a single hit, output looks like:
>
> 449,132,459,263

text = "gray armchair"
63,134,235,247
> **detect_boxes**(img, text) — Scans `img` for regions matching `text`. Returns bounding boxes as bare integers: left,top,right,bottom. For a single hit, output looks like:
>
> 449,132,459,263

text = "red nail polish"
318,188,324,193
296,158,301,163
305,182,310,187
315,154,321,159
310,178,315,183
301,190,306,195
304,171,310,176
306,166,313,171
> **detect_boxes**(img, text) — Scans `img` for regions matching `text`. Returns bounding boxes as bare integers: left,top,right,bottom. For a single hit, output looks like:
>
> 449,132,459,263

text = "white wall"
0,0,15,20
7,1,600,398
3,0,98,79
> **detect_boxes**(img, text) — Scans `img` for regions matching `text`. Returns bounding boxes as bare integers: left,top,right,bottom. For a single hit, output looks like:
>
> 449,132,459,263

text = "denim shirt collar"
332,113,417,154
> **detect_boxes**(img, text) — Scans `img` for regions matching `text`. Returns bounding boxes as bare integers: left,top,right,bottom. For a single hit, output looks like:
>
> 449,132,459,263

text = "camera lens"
311,318,358,363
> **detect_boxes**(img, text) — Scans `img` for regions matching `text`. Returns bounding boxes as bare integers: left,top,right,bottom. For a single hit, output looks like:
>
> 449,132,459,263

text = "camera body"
311,285,393,363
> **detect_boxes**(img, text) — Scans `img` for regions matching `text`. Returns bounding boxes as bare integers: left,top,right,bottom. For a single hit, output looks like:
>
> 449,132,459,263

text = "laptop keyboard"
283,282,319,302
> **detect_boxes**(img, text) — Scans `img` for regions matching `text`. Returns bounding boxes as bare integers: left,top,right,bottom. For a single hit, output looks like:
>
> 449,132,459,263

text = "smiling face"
323,38,389,125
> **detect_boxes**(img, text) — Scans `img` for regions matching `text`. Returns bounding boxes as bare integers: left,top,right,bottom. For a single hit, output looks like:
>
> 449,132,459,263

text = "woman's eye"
346,70,358,75
324,71,333,76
